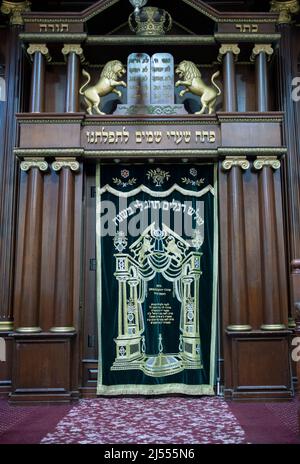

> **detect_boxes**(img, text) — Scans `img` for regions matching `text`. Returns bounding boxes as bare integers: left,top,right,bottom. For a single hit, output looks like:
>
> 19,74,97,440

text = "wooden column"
27,44,51,113
218,44,240,112
251,44,273,112
62,45,84,113
0,27,24,333
50,158,80,333
254,157,286,330
222,156,251,331
15,159,48,333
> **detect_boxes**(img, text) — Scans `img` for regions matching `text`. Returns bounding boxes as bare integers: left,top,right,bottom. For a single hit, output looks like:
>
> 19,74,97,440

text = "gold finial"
0,1,31,26
270,0,300,24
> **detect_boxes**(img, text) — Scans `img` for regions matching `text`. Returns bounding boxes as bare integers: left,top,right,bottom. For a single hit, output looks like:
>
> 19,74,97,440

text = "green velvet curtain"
96,163,218,395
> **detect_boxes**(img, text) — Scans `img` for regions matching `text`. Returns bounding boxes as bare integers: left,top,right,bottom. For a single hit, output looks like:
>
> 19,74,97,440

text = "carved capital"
217,44,240,63
0,0,31,26
253,156,281,170
62,44,85,63
250,44,274,62
27,44,52,62
270,0,300,24
222,156,250,171
20,158,48,172
52,158,80,172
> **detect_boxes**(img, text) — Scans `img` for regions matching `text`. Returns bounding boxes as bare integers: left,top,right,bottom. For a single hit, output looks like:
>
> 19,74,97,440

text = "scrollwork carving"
20,159,48,172
253,157,281,170
222,156,250,171
27,44,52,63
62,44,85,63
52,158,80,172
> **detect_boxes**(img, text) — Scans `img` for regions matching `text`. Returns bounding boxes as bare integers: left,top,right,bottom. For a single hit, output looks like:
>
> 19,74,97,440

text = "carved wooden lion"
79,60,127,115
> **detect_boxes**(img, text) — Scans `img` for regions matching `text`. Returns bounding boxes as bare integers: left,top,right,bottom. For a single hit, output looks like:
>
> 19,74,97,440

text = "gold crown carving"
128,7,172,36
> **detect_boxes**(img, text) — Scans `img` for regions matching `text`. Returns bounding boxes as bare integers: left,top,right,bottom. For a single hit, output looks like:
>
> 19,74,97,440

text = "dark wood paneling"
10,334,75,403
80,165,98,388
0,335,13,395
225,332,293,399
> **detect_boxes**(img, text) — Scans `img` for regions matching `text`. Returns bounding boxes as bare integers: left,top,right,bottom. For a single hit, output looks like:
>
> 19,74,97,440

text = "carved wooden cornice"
217,44,240,63
61,44,85,63
52,158,80,172
20,158,48,172
27,44,52,62
0,0,31,26
222,156,250,170
270,0,300,24
250,44,274,62
253,156,281,170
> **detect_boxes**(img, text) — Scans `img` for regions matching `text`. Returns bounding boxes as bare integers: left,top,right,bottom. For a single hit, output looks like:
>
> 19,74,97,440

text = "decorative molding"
250,44,274,62
253,156,281,170
0,0,31,26
226,325,252,332
217,43,240,63
49,326,76,333
20,33,87,43
52,158,80,172
0,321,13,331
62,44,85,63
260,324,286,330
15,148,84,158
222,156,250,170
86,35,216,46
27,44,51,62
15,326,42,333
219,147,287,156
20,158,48,172
214,33,281,43
270,0,300,24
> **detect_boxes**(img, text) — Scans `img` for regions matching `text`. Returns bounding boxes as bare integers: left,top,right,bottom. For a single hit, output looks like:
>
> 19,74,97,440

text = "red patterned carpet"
0,396,299,444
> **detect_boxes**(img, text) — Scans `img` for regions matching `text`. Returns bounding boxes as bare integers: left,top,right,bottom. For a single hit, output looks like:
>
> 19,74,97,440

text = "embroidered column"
15,159,48,332
27,44,51,112
62,44,85,113
50,158,79,333
218,44,240,112
253,156,286,330
251,44,273,112
222,156,251,331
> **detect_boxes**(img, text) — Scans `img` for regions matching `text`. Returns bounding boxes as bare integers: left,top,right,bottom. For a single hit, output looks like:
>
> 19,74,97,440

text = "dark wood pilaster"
222,157,251,331
50,160,79,333
218,45,240,112
27,44,51,113
62,45,83,113
254,157,288,330
14,161,48,333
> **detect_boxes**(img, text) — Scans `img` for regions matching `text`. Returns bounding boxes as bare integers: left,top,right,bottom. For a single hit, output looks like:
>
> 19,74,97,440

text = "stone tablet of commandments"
127,53,151,105
151,53,174,105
